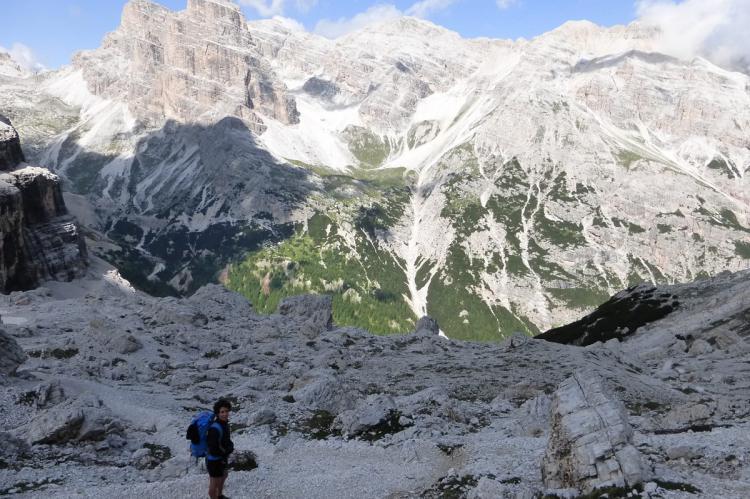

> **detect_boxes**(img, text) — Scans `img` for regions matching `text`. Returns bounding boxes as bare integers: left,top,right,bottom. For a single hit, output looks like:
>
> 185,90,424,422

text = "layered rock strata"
74,0,298,130
0,117,87,293
542,371,647,494
0,115,24,171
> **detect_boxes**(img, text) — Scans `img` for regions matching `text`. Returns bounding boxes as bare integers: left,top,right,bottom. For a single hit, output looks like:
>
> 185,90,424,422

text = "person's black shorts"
206,458,227,478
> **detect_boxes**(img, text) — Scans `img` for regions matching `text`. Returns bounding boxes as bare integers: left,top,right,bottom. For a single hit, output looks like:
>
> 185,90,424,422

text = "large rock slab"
0,115,24,171
333,394,402,439
27,394,123,445
542,371,647,494
292,374,354,414
0,177,32,291
0,328,26,376
278,294,333,337
413,315,440,335
0,117,88,293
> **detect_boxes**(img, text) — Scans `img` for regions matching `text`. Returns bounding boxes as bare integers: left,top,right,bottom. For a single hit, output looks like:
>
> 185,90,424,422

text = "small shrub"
142,443,172,469
654,480,701,494
297,410,340,440
47,348,79,359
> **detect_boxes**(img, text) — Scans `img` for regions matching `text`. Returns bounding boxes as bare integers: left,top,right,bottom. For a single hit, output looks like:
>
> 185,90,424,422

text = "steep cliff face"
0,115,25,170
0,177,30,291
73,0,298,130
0,117,88,293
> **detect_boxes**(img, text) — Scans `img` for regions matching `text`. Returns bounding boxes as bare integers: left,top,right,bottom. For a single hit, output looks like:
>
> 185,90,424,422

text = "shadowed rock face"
0,328,26,376
536,283,680,346
0,177,30,290
0,117,88,293
0,115,25,171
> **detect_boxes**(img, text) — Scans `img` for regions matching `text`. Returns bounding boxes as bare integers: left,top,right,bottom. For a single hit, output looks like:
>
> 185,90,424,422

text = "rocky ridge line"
0,267,749,497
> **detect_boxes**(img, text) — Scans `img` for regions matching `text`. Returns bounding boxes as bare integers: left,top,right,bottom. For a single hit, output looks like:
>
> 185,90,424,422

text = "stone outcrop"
27,394,124,445
413,315,440,335
542,371,647,494
0,117,88,293
277,294,333,337
0,328,26,376
75,0,298,131
0,115,24,170
333,394,400,438
0,175,29,291
537,285,680,346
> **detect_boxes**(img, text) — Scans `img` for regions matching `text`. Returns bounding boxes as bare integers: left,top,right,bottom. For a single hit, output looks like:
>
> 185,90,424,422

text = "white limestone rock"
26,394,123,445
333,394,398,438
542,371,647,494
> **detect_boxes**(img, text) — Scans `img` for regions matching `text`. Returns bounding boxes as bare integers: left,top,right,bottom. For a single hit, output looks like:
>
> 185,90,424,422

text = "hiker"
207,399,234,499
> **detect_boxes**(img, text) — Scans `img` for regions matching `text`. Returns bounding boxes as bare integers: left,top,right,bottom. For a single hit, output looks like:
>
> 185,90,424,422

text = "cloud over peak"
314,4,402,39
637,0,750,73
238,0,318,17
0,42,46,73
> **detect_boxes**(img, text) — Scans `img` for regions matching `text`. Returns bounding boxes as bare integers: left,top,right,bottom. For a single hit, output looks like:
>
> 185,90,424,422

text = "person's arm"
226,434,234,455
225,427,234,455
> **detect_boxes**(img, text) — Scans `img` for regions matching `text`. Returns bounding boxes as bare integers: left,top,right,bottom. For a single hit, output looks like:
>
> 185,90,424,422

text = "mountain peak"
186,0,242,15
0,51,27,78
344,15,461,41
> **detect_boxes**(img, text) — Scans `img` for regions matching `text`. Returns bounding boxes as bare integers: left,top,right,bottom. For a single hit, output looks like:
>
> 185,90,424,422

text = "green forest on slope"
224,142,686,341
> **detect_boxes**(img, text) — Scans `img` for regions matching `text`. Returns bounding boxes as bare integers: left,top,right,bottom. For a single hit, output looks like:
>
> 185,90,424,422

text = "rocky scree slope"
0,266,749,497
1,1,749,339
0,115,88,293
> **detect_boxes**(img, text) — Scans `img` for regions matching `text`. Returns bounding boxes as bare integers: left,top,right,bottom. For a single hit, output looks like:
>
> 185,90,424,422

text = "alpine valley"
1,0,749,340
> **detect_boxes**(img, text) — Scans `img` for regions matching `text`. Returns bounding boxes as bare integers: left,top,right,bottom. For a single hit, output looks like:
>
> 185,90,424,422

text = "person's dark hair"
213,399,232,414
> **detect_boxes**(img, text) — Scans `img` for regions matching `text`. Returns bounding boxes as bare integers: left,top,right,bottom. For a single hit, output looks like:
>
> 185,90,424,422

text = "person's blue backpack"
186,411,223,459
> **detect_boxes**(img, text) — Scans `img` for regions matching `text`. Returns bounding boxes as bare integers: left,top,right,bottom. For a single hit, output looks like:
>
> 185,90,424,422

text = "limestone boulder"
278,294,333,338
413,316,440,335
0,328,26,376
27,394,123,445
542,371,647,494
333,394,401,439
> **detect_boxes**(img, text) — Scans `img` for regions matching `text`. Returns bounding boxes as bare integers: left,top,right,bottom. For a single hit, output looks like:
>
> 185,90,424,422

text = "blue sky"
2,0,640,70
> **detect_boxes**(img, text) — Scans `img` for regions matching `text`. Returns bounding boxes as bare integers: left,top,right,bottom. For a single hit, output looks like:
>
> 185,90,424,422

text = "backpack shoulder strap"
210,421,224,439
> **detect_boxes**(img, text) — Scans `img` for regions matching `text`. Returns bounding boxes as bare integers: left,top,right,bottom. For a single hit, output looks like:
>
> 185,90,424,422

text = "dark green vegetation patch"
227,211,415,335
735,240,750,259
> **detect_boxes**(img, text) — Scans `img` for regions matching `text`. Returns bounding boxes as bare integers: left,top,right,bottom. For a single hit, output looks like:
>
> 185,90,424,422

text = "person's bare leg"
218,471,228,497
209,476,221,499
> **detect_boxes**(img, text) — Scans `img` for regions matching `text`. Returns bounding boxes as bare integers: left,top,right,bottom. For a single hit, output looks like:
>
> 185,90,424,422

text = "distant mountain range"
1,0,748,339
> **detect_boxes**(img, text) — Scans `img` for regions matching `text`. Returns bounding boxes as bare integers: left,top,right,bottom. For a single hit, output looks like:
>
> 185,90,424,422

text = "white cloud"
0,42,46,73
405,0,458,18
495,0,518,8
270,15,307,31
314,4,402,38
636,0,750,73
238,0,318,16
238,0,286,16
314,0,460,39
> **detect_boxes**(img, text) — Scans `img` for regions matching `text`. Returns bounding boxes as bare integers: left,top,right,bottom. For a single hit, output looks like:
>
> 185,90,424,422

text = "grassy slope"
227,168,416,335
